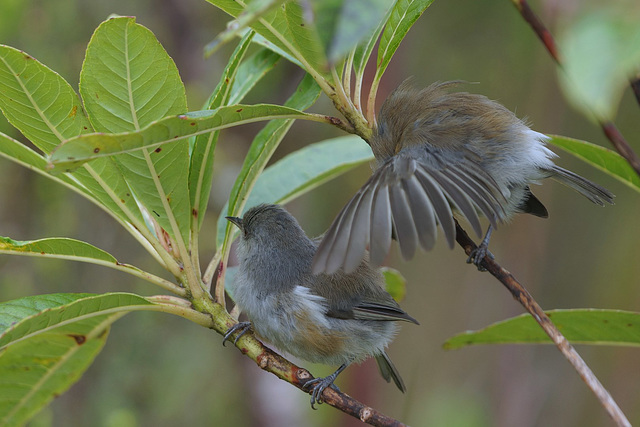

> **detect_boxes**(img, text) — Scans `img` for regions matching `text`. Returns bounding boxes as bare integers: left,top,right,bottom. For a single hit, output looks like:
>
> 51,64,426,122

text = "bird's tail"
548,166,614,206
375,352,406,393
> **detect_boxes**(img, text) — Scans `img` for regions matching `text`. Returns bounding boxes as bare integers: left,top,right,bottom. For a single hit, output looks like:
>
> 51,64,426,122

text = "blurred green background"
1,1,639,426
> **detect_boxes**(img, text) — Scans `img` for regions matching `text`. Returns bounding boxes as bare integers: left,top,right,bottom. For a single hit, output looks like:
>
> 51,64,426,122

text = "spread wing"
312,151,506,274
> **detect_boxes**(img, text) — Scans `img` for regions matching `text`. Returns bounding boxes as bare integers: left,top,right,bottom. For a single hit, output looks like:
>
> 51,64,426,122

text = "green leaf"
49,104,319,171
548,135,640,192
0,132,76,187
0,45,143,227
80,16,190,245
319,0,394,64
190,32,254,233
380,267,407,302
234,29,302,68
208,0,329,76
282,1,328,72
376,0,434,81
204,0,288,57
229,47,282,105
207,0,292,58
216,74,321,251
0,45,91,154
216,135,374,247
0,293,153,427
0,236,117,263
353,1,392,76
558,9,640,121
443,309,640,350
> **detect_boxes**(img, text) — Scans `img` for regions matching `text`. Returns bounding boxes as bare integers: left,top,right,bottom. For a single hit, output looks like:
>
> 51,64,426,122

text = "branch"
207,301,405,426
510,0,640,179
454,221,631,427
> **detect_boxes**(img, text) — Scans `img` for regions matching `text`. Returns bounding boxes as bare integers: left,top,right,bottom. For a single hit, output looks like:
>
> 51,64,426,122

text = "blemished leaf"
216,74,321,252
49,104,319,171
443,309,640,350
216,135,374,247
0,236,117,263
376,0,434,81
0,45,140,225
558,9,640,121
80,16,191,245
190,31,254,233
0,293,153,427
283,1,329,72
381,267,407,302
324,0,394,63
548,135,640,192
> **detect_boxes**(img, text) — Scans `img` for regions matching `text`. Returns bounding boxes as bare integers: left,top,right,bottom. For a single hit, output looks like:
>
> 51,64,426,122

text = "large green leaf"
190,32,254,233
48,104,319,171
558,9,640,121
548,135,640,192
376,0,434,81
216,74,320,252
444,309,640,350
0,45,90,154
216,135,374,247
0,45,140,225
0,293,153,427
80,16,191,245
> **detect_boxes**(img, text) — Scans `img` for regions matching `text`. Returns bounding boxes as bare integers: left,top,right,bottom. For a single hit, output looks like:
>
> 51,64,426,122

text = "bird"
223,204,418,408
311,80,614,274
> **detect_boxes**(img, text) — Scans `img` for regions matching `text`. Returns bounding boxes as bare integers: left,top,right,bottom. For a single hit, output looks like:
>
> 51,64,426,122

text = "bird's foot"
222,321,252,346
466,245,494,271
302,375,341,409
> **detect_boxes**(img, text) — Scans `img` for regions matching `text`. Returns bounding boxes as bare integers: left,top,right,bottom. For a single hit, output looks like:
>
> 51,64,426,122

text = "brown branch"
454,221,631,427
210,303,405,426
510,0,640,178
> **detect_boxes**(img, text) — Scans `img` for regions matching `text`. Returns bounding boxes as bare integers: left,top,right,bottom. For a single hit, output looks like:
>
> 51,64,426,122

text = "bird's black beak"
226,216,243,230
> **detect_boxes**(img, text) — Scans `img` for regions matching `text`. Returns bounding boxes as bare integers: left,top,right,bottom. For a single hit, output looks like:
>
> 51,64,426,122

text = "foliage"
0,1,638,425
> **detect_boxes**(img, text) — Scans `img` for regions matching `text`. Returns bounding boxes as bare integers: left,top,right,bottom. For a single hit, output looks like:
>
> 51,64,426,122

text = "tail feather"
548,166,614,206
375,352,406,393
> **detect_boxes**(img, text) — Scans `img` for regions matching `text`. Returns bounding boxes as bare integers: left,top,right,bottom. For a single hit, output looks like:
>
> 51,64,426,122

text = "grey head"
227,204,316,288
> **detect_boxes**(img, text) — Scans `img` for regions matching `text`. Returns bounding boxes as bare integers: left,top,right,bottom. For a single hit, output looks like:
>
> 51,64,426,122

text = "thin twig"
454,221,631,427
510,0,640,178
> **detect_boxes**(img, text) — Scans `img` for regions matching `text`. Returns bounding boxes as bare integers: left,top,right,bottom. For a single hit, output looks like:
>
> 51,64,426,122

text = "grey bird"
312,81,614,274
224,204,418,408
